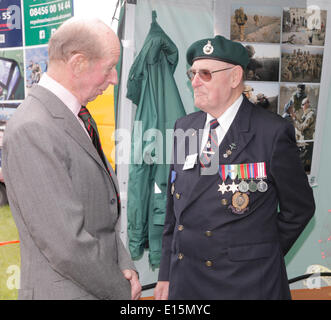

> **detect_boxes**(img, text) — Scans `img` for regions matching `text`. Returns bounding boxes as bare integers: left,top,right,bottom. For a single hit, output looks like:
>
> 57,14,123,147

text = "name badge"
183,153,198,170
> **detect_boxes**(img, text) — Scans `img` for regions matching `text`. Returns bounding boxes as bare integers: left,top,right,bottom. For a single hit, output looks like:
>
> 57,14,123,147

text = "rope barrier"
0,240,20,246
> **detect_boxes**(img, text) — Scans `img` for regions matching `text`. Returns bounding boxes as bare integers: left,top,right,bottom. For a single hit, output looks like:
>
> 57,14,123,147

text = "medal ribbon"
171,170,176,183
257,162,267,179
249,163,254,179
228,164,237,180
219,165,229,181
244,164,249,180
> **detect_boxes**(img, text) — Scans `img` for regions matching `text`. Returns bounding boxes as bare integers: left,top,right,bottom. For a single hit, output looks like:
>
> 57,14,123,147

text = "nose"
191,72,202,88
109,68,118,85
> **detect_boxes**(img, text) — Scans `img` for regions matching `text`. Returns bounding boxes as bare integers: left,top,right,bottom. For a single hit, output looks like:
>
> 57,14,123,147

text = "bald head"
48,17,119,63
47,18,121,105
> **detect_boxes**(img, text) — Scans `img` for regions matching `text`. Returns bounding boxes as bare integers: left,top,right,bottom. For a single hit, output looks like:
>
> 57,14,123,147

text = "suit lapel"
181,97,255,213
30,85,116,186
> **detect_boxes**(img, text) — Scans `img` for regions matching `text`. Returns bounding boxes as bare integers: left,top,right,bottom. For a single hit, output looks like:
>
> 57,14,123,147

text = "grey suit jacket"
3,85,135,300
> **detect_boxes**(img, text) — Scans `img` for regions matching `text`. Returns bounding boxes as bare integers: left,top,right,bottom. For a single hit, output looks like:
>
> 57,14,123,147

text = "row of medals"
221,178,268,214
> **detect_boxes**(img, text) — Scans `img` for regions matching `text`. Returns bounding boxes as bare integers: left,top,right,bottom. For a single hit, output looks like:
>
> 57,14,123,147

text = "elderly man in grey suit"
2,18,141,300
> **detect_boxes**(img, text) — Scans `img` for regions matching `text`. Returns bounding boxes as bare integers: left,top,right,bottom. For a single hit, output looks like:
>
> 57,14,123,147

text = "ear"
68,53,89,77
231,66,244,89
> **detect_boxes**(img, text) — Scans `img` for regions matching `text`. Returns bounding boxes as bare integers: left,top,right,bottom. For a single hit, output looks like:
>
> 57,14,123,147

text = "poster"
0,0,23,48
23,0,74,46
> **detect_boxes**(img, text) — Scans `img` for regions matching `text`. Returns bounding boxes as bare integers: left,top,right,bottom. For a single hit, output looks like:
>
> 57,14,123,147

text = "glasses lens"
187,69,212,81
187,69,195,81
199,70,212,81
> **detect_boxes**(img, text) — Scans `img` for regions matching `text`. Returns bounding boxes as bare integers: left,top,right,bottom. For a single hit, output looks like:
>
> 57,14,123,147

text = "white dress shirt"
38,73,88,135
200,94,243,154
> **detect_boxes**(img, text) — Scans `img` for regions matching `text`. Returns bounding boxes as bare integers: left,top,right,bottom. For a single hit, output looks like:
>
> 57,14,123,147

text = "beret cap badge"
203,40,214,55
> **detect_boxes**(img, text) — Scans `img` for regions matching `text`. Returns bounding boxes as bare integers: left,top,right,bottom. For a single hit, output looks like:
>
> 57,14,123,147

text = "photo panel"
25,46,48,92
281,45,323,83
244,81,279,114
244,43,280,81
231,5,282,43
282,7,327,46
0,48,24,100
279,82,318,175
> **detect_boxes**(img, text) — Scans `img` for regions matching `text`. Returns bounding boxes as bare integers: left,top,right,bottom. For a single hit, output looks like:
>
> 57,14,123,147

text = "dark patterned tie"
78,106,121,205
78,106,111,176
200,118,219,168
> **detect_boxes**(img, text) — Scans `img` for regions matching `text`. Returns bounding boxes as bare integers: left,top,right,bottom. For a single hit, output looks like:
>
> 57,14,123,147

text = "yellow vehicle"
86,85,116,170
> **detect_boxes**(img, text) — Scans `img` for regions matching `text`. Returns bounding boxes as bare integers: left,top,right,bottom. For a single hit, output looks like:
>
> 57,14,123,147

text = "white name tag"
183,153,198,170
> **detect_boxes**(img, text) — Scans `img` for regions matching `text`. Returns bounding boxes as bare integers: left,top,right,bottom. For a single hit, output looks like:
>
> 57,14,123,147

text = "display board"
0,0,74,126
214,0,331,290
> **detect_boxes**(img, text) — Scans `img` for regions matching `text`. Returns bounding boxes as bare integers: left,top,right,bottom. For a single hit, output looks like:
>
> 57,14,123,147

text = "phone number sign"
0,0,23,48
24,0,74,46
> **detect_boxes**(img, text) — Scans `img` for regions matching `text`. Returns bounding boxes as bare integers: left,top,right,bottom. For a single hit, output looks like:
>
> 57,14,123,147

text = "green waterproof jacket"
126,11,186,268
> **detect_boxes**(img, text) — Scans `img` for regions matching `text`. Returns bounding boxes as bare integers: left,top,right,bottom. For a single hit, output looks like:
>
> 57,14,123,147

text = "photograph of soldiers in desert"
282,7,326,46
231,5,282,43
281,46,323,83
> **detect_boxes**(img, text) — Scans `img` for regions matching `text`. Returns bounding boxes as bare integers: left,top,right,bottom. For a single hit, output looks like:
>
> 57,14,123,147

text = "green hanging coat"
126,11,186,268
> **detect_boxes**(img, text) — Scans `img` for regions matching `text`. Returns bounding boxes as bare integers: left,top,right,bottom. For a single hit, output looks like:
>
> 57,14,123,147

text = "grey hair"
48,18,109,62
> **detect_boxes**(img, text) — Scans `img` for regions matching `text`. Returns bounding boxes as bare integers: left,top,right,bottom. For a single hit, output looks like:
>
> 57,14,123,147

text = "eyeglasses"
186,67,235,82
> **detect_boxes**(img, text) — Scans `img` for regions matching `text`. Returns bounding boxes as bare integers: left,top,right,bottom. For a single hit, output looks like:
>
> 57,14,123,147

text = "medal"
248,163,257,192
171,183,175,195
257,162,268,193
230,192,249,214
249,180,257,192
218,182,229,195
257,180,268,192
238,163,249,193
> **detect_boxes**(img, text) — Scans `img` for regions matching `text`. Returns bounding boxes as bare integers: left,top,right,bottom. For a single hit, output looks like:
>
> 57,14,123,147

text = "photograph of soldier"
244,43,280,81
25,46,48,90
231,5,281,43
282,7,327,46
281,46,323,83
243,81,279,114
297,141,314,174
292,97,316,141
279,84,319,173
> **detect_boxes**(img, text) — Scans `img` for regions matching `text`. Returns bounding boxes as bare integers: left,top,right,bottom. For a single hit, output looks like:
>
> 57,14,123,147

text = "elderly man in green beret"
154,35,315,300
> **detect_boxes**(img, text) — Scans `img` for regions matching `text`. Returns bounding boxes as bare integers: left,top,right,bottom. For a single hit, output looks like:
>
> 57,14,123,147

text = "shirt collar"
205,94,243,131
38,73,81,116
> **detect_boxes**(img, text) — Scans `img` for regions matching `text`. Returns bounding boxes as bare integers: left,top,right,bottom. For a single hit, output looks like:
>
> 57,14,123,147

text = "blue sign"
0,0,23,48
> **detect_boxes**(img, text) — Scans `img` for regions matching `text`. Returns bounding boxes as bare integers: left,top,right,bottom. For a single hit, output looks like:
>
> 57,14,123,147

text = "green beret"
186,35,249,70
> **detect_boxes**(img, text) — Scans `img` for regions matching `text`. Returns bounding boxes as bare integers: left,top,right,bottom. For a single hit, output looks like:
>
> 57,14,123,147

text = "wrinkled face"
80,39,120,105
190,59,235,114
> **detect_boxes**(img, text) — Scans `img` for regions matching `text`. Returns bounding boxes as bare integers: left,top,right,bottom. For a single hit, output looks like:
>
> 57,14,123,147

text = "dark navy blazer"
158,96,315,300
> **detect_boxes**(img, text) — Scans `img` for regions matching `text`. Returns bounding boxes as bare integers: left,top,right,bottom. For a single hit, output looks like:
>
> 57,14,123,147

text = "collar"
38,73,81,117
205,94,243,131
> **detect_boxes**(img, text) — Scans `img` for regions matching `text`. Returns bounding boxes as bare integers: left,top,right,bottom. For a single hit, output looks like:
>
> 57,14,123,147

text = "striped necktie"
200,118,219,168
78,106,111,176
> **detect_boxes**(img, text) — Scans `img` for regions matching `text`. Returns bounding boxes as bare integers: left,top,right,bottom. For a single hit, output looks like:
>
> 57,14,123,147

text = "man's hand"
154,281,169,300
122,269,142,300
